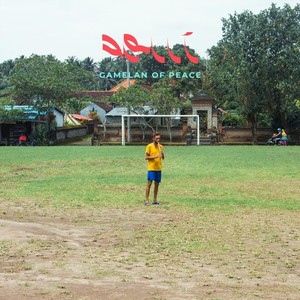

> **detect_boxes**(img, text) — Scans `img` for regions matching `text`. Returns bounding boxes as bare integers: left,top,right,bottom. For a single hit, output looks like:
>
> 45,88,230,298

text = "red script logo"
102,32,199,64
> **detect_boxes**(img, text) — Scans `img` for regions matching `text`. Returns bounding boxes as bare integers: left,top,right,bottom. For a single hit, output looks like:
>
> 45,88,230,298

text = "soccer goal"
121,114,200,145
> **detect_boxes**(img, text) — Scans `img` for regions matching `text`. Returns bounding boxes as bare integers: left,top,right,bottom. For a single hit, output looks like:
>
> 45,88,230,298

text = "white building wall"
53,110,64,127
80,104,106,122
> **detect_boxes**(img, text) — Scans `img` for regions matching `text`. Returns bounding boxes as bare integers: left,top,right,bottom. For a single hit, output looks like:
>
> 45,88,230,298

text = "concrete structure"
52,107,65,127
80,102,112,123
190,93,214,131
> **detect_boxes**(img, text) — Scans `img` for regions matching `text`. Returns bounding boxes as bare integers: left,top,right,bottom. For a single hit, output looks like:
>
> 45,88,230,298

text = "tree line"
205,3,300,141
0,3,299,143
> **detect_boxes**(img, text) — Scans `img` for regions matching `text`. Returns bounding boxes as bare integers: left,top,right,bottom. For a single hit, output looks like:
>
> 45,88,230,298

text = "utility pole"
126,59,131,143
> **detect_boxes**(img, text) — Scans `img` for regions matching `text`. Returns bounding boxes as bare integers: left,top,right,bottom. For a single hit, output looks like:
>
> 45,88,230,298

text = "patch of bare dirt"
0,202,299,300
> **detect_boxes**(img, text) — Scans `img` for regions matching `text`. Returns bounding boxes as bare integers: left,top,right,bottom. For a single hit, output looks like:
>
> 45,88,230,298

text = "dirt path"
0,203,299,300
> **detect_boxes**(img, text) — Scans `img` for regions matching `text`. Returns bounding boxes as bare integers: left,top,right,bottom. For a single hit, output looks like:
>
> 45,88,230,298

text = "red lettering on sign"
184,40,199,64
102,33,199,64
102,34,122,57
124,34,150,54
151,40,165,64
167,41,181,64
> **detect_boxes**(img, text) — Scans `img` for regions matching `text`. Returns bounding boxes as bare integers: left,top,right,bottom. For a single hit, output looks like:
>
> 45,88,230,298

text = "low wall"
56,126,87,140
97,125,300,145
98,125,186,143
286,129,300,145
221,128,273,144
221,127,300,145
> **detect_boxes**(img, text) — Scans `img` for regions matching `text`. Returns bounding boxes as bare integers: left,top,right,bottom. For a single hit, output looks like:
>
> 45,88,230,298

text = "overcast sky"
0,0,299,63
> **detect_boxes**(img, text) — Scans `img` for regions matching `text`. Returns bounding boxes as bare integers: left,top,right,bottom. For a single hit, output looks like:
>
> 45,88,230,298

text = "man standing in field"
145,132,164,206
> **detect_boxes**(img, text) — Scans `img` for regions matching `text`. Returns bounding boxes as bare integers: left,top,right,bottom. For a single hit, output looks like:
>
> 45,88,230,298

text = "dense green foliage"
206,4,300,140
11,55,94,107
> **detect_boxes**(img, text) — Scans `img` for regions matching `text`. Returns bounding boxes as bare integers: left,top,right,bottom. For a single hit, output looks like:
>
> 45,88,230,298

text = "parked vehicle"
11,135,39,146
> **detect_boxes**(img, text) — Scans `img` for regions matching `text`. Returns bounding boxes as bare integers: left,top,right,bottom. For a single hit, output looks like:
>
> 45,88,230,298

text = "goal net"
121,114,200,145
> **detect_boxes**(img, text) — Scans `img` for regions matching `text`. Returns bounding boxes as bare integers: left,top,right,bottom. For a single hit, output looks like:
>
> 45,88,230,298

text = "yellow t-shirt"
145,143,164,171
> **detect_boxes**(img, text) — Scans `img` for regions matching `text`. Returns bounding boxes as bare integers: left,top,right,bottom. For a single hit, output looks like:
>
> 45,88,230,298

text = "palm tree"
0,59,17,91
81,57,96,72
0,59,15,76
65,56,81,67
97,57,121,90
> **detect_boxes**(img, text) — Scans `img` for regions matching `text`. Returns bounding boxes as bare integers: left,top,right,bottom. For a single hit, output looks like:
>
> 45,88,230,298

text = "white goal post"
121,114,200,145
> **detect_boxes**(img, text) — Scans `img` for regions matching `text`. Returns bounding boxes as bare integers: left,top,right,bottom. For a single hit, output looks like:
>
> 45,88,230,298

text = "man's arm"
145,152,163,160
160,145,164,160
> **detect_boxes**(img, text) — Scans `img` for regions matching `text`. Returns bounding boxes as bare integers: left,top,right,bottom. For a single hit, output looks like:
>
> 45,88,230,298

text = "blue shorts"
147,171,162,183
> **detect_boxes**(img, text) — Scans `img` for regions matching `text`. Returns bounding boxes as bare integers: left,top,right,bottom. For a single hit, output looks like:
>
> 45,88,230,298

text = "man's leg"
145,180,152,204
153,181,160,203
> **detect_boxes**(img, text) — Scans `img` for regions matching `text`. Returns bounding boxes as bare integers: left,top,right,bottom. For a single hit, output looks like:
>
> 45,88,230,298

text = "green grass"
0,145,299,210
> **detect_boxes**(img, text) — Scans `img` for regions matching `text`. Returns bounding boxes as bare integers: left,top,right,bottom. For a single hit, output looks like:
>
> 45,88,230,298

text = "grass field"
1,145,299,209
0,145,299,299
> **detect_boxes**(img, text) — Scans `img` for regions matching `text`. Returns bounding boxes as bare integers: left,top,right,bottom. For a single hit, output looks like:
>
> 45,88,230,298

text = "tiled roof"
75,90,114,99
94,102,113,112
74,80,135,99
110,79,135,91
190,93,213,101
106,107,134,116
70,114,93,121
106,106,156,116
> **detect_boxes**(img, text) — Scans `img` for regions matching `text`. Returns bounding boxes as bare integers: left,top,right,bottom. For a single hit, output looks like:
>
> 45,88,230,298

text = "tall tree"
255,4,300,128
97,57,120,90
207,3,300,142
151,78,190,142
81,57,96,72
137,44,203,97
65,56,82,67
11,55,94,136
0,57,24,91
112,84,153,139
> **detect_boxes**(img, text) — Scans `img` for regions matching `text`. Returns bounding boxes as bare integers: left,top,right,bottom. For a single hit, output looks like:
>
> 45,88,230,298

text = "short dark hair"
152,132,160,139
